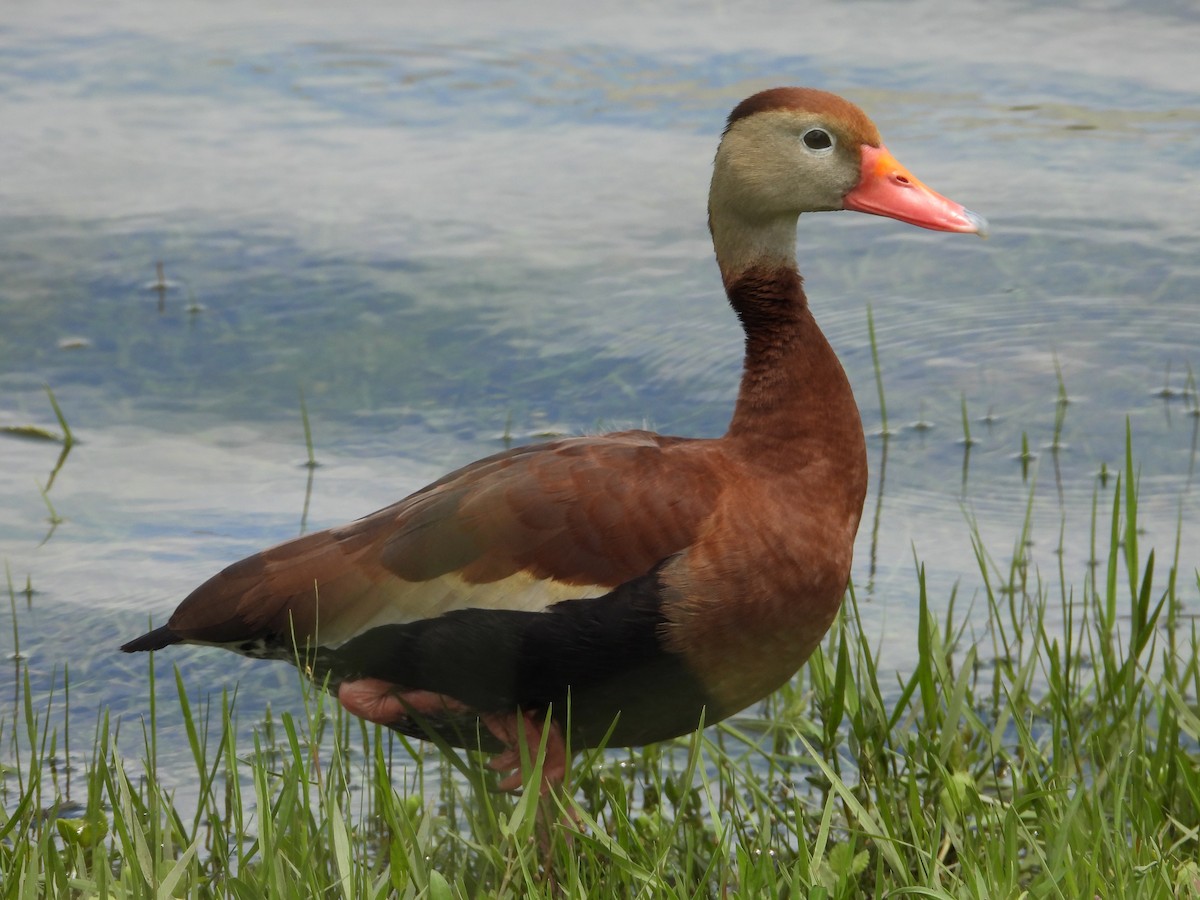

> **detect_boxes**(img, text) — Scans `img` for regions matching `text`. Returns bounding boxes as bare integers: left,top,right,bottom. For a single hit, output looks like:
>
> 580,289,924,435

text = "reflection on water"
2,0,1199,791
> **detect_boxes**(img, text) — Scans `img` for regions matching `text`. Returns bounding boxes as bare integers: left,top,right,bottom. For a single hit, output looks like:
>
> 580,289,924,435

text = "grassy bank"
2,433,1199,898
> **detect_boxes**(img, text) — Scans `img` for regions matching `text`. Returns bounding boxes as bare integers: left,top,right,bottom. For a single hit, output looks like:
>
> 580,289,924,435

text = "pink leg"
338,678,471,723
337,679,568,795
484,712,582,846
481,710,568,794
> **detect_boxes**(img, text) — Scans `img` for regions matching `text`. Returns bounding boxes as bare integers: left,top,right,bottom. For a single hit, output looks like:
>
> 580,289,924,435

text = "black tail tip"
120,625,178,653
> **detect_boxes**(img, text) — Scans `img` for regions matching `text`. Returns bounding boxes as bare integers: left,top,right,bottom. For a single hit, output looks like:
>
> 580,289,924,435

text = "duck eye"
802,128,834,152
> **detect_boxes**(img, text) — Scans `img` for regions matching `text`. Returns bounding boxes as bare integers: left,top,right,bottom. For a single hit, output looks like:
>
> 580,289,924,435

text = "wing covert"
154,431,723,651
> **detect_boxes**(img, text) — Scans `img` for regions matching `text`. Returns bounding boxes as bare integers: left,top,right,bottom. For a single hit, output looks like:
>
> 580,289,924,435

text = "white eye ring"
801,127,835,154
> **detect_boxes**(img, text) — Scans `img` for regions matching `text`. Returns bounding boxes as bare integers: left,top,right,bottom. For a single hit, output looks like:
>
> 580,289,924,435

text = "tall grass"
2,430,1198,897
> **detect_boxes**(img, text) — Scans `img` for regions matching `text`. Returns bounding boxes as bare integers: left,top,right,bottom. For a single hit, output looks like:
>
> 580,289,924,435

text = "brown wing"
125,430,724,654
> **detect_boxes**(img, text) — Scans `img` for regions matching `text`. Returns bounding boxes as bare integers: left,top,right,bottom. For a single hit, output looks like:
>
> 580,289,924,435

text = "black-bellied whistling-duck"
122,87,984,792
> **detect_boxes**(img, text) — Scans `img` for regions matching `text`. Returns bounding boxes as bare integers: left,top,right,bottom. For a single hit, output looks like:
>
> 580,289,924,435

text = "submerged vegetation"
1,428,1198,897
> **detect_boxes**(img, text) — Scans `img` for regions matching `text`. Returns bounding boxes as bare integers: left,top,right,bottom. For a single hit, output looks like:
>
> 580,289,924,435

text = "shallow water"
2,0,1199,793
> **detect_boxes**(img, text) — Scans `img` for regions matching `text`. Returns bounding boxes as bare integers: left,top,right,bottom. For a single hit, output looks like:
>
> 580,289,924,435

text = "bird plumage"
122,86,983,782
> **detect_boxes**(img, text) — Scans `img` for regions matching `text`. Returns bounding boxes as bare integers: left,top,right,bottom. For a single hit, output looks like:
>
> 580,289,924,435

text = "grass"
866,304,890,439
0,387,74,449
1,386,75,543
1,429,1198,897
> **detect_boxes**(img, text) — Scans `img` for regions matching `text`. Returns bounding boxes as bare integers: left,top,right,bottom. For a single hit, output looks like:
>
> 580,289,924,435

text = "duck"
122,87,985,791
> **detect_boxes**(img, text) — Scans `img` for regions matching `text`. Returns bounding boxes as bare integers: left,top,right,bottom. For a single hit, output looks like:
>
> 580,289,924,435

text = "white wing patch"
312,571,612,649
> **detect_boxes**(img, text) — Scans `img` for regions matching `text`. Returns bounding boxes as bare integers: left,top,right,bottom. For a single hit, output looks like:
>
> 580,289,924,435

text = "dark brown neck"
723,266,867,492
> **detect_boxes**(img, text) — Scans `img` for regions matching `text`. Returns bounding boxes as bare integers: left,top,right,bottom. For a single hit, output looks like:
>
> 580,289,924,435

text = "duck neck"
709,206,799,286
721,252,865,482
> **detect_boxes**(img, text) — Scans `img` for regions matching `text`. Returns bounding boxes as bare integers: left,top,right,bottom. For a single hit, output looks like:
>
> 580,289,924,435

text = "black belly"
326,570,714,750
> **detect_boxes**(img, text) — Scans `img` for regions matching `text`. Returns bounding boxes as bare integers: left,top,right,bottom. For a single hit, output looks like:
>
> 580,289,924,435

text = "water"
2,0,1199,793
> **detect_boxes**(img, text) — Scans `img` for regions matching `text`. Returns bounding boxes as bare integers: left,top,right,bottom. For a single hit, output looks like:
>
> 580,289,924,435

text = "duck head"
709,87,986,282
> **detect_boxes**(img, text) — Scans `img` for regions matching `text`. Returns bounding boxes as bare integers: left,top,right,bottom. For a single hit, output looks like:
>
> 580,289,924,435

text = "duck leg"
480,710,568,794
338,677,471,721
337,678,567,793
